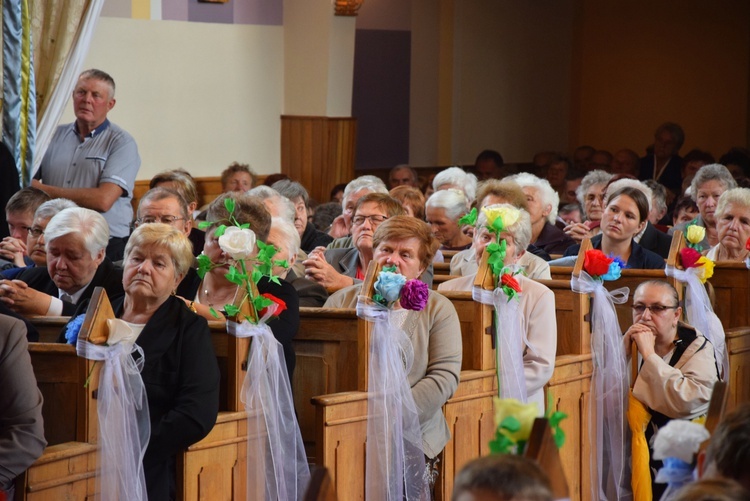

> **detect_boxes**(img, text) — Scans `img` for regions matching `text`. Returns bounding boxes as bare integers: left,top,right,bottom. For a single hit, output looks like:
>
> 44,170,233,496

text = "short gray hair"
576,170,613,210
433,166,478,202
690,164,737,201
269,217,301,261
343,176,388,208
44,207,109,258
34,199,77,221
606,179,653,212
476,203,532,254
138,187,189,220
716,188,750,220
248,186,295,223
272,179,309,205
426,189,470,220
644,180,667,214
507,172,559,223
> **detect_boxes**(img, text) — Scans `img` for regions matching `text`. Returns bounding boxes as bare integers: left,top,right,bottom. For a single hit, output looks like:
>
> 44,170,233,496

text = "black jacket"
638,222,673,259
300,222,333,253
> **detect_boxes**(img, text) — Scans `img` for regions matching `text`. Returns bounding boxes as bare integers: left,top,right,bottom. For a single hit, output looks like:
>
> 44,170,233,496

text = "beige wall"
58,17,284,180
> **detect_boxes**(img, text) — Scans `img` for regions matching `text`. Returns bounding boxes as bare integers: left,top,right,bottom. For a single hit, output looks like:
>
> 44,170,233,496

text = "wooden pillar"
281,115,356,203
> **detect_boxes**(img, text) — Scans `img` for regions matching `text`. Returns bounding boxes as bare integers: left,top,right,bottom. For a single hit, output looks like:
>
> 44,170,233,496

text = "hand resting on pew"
0,279,52,316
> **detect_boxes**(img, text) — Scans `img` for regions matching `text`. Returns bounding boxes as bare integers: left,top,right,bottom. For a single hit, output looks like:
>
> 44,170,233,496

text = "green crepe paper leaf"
269,275,281,286
489,433,515,455
253,295,273,311
499,416,521,433
196,253,212,279
382,265,397,273
209,307,221,319
214,224,227,239
486,242,501,254
251,269,262,284
458,207,478,227
225,266,246,286
548,411,567,427
224,197,236,215
490,216,505,233
239,223,250,230
198,220,212,230
274,259,289,269
553,427,566,449
224,304,240,317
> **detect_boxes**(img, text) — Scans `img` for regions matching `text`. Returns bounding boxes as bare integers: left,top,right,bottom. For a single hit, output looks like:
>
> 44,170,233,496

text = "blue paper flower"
374,271,407,304
64,314,86,345
601,260,623,281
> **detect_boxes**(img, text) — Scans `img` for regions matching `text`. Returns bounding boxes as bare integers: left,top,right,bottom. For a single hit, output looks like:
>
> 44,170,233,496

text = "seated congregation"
4,133,750,501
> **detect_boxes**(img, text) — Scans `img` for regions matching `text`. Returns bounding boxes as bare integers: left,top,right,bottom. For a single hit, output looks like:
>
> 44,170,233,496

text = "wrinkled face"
7,209,33,241
72,77,114,128
138,197,191,236
425,206,461,245
351,201,388,254
716,202,750,255
224,172,253,193
673,206,699,226
654,129,679,159
696,179,727,226
27,216,51,267
584,183,607,222
601,194,645,242
266,226,295,277
203,227,229,268
546,161,568,187
473,227,519,265
632,284,681,343
373,237,424,280
342,189,371,229
292,196,308,236
123,244,182,302
47,233,104,294
521,186,549,226
389,168,416,188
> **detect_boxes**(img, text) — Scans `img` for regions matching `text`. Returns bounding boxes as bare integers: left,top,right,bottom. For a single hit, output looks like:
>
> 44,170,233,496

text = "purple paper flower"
400,279,429,311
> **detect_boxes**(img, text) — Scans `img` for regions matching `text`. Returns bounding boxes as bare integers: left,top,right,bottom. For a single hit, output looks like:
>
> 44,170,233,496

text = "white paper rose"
219,226,257,260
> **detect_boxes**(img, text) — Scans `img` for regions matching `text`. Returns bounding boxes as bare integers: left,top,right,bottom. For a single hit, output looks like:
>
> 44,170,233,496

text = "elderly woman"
272,179,333,252
670,164,738,249
325,216,462,483
624,280,718,498
328,176,388,241
267,217,328,307
507,173,575,254
426,190,473,251
565,170,614,243
149,169,204,253
390,185,426,220
66,223,220,500
0,207,123,315
438,205,556,410
176,193,299,380
2,198,77,279
433,166,477,202
705,188,750,262
563,186,666,269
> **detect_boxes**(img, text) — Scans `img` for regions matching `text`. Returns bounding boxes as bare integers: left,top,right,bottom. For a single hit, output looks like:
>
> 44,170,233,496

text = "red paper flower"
680,247,702,269
501,273,522,293
259,293,287,317
583,249,613,277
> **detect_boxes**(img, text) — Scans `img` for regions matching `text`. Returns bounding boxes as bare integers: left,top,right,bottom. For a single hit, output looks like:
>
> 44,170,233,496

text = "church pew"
725,326,750,411
708,262,750,329
433,262,452,275
28,315,68,343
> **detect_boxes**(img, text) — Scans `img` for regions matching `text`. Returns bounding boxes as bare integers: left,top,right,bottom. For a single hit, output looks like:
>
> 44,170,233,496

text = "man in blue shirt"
32,69,140,260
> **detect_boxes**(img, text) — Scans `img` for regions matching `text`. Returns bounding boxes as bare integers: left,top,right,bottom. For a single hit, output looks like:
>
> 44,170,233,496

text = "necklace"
199,276,240,308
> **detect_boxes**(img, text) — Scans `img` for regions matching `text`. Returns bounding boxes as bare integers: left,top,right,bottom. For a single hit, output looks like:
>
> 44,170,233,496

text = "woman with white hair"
425,190,472,251
565,170,613,243
0,207,123,316
507,172,575,255
706,187,750,262
438,204,556,410
266,217,328,307
433,166,478,202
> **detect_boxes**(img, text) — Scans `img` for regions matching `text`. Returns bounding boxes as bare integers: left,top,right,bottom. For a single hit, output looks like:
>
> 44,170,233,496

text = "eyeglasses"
135,215,185,226
352,214,388,226
632,304,678,315
28,227,44,238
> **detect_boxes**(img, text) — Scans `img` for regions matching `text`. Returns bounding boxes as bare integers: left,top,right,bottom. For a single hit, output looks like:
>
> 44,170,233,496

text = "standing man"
32,69,140,261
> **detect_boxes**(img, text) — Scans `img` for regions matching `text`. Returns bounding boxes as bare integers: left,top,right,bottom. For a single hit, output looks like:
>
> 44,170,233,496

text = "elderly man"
388,164,420,189
0,207,123,316
135,186,207,256
32,69,140,261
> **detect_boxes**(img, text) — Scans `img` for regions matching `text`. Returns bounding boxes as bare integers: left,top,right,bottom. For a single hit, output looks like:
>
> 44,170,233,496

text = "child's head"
452,455,553,501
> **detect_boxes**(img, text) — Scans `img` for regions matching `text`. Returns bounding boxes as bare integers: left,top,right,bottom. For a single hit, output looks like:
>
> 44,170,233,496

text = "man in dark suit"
639,122,685,197
637,221,673,259
0,207,122,316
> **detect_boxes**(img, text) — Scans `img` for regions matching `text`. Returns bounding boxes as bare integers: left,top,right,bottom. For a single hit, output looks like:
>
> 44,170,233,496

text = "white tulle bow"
356,297,429,501
76,328,149,501
571,271,632,501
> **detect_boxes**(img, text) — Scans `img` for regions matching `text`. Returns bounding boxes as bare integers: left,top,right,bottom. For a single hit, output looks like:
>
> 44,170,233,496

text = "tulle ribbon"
76,330,150,501
230,309,310,501
665,265,727,380
654,457,695,501
571,271,632,501
356,297,429,500
472,286,529,402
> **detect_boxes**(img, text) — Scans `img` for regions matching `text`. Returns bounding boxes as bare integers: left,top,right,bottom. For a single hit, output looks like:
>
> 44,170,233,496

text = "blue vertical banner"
3,0,36,186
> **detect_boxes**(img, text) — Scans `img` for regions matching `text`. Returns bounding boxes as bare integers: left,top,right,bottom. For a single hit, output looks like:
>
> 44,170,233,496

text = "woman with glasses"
624,280,719,498
303,193,414,293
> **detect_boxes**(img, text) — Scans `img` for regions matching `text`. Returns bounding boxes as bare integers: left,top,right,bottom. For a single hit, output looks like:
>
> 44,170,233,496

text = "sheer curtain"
30,0,105,177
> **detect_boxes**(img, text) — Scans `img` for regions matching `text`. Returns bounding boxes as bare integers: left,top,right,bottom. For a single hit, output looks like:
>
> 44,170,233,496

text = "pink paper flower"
400,279,429,311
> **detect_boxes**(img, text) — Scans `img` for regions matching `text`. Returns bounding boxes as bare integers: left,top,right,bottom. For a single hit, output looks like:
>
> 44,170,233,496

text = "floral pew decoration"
665,224,726,379
197,197,309,500
571,245,631,501
357,263,430,499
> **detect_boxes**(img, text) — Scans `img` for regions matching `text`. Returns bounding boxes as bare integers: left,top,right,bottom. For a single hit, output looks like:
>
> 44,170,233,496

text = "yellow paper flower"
482,206,520,229
492,397,538,443
686,224,706,245
695,256,714,283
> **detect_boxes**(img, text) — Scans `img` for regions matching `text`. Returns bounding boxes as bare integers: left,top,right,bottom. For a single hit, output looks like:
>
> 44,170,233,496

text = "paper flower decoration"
489,397,539,454
482,206,520,232
372,265,428,311
400,280,429,311
685,225,706,246
679,247,714,283
583,249,614,278
219,226,257,260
